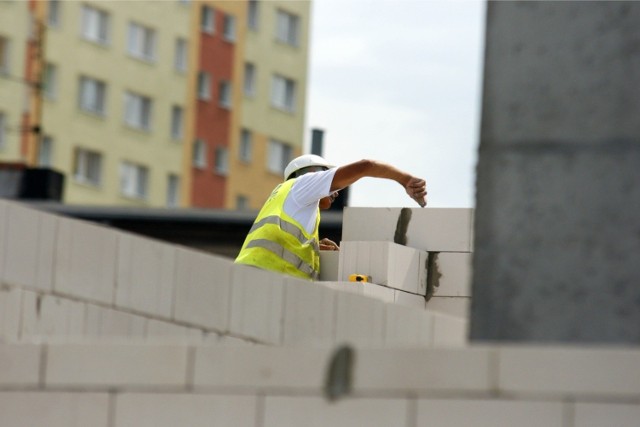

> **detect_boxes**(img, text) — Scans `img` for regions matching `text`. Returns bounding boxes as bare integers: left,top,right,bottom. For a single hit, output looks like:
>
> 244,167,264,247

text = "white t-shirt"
283,168,338,234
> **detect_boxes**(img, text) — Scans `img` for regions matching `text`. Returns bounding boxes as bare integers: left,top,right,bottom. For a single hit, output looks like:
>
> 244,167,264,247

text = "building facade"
0,0,310,209
0,1,34,164
226,0,311,210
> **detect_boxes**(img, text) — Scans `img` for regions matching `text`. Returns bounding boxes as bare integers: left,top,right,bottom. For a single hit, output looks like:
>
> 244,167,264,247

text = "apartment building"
190,0,245,208
227,0,311,210
0,0,310,209
0,1,33,164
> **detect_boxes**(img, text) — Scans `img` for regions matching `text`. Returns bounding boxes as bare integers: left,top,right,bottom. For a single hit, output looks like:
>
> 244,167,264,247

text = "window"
239,129,252,163
243,62,255,97
193,139,207,168
81,5,110,45
271,74,296,112
0,36,10,74
218,81,232,108
0,112,6,150
174,38,187,73
79,76,106,115
167,174,180,207
74,148,102,186
43,63,57,99
38,135,54,167
267,139,292,175
276,9,299,46
201,6,214,33
236,195,249,210
247,0,259,30
120,161,149,199
197,71,211,100
171,105,184,140
223,14,236,41
124,91,152,130
127,22,156,61
48,0,61,27
214,146,229,175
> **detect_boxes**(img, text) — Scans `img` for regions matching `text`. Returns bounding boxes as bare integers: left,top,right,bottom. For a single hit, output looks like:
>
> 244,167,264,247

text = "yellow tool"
348,274,370,283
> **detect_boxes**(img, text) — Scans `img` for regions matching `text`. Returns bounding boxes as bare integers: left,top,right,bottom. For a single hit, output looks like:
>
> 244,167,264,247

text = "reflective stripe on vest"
249,215,320,253
246,239,318,279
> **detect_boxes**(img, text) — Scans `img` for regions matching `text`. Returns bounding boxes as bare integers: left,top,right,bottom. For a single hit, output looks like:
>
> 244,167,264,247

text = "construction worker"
234,155,427,280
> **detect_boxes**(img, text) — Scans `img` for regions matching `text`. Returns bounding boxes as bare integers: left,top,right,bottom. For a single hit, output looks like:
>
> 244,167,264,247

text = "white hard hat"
284,154,334,180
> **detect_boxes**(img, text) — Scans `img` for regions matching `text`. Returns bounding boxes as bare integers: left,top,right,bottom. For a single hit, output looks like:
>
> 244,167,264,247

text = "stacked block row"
319,281,467,347
1,342,639,426
324,207,474,318
0,200,462,346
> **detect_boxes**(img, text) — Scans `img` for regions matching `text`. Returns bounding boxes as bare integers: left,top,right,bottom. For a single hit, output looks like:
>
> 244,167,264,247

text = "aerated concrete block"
193,346,331,390
362,282,396,303
320,281,395,305
385,304,433,347
115,394,257,427
0,344,41,386
343,207,474,252
85,305,146,339
0,286,22,341
318,250,339,281
283,278,335,346
116,233,176,318
21,291,85,340
263,396,409,427
2,203,57,292
54,217,117,305
319,280,365,296
0,200,7,279
498,346,640,398
427,297,471,319
174,248,232,331
432,312,468,346
46,343,189,388
575,403,640,427
0,392,110,427
338,241,428,294
353,347,492,393
429,252,472,297
335,291,386,347
229,265,285,344
146,319,203,343
394,290,426,309
416,399,564,427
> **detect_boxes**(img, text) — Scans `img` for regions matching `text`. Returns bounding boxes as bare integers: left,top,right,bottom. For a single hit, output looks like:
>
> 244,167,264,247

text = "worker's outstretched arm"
330,159,427,206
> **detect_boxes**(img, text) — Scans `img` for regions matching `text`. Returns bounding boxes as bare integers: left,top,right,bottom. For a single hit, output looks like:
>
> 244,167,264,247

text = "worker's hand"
319,238,340,251
405,176,427,207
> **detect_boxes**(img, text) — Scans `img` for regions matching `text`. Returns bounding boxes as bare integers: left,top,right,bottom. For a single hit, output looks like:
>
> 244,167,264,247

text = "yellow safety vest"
235,179,321,280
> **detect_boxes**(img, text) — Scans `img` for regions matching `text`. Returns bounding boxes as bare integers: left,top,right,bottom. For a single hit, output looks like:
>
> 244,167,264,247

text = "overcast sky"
305,0,486,208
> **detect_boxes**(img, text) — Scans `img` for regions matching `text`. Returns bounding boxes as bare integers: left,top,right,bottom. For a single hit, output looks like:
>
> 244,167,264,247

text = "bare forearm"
331,159,410,190
331,159,427,207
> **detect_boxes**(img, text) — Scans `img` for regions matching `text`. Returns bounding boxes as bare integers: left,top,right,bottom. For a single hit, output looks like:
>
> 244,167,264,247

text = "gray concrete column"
470,1,640,343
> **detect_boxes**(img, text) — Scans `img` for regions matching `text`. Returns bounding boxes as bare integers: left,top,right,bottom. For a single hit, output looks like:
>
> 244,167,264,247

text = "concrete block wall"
319,281,467,346
338,241,428,295
1,342,639,426
326,207,474,319
342,207,474,252
1,201,636,425
0,200,465,347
